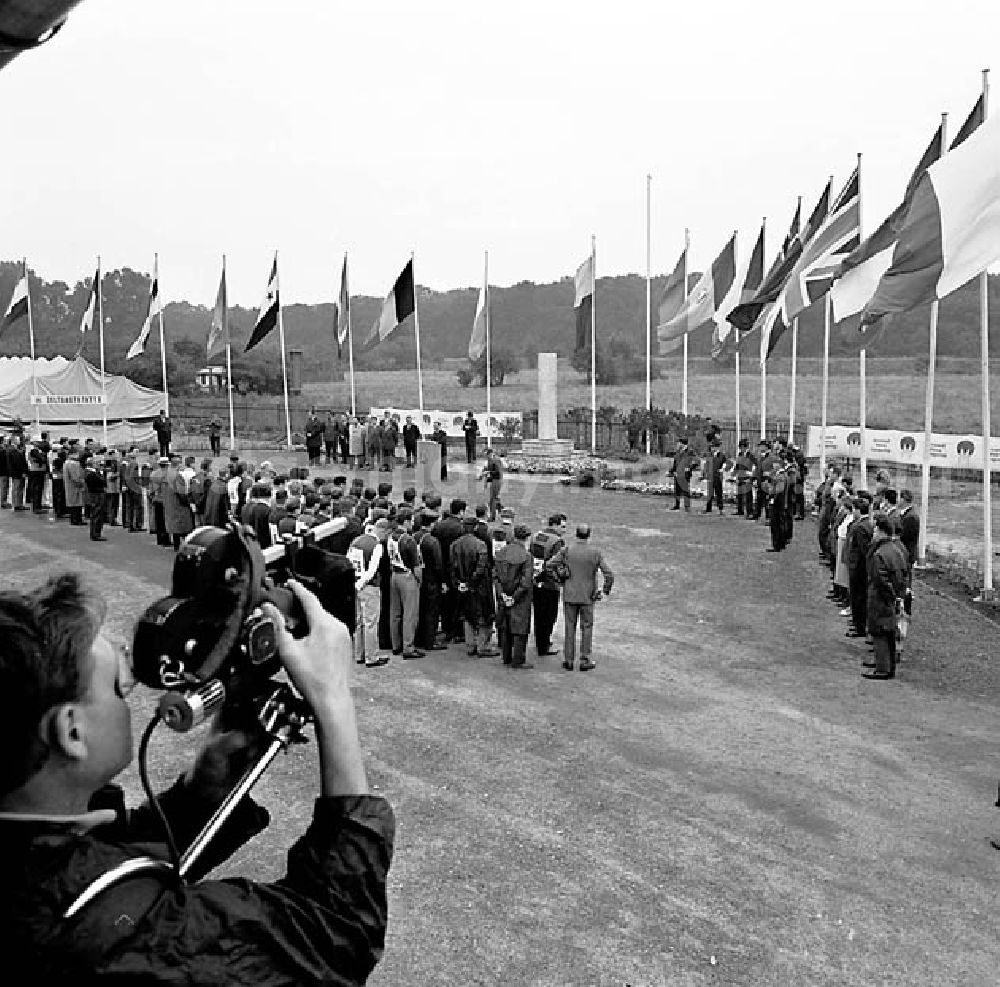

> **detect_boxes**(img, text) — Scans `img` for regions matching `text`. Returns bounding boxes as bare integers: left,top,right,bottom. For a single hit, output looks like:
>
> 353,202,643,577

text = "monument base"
521,438,575,458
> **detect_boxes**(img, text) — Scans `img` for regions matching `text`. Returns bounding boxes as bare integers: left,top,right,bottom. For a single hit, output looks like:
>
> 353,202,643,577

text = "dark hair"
450,498,467,516
475,503,487,518
403,486,416,503
548,513,563,526
0,573,105,795
250,482,271,499
883,488,898,506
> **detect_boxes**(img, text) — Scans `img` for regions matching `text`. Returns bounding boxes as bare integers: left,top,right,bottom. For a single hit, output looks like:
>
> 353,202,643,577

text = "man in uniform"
702,438,726,514
493,524,535,668
751,439,771,521
82,452,107,542
864,513,909,680
349,517,392,667
463,410,479,463
733,438,756,518
669,436,694,512
153,408,172,458
530,514,566,657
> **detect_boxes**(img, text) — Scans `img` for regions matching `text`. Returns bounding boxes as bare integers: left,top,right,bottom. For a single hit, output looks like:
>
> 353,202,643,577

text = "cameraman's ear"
39,704,88,762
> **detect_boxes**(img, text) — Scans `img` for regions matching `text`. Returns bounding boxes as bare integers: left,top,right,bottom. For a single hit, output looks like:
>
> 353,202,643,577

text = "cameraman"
0,571,394,985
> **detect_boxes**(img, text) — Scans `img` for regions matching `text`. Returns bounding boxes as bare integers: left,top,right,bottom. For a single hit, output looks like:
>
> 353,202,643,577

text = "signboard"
367,407,521,440
807,425,1000,473
29,394,107,406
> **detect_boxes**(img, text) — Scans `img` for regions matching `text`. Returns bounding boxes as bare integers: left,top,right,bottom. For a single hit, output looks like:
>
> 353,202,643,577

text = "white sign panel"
807,425,1000,473
368,407,521,440
29,394,107,406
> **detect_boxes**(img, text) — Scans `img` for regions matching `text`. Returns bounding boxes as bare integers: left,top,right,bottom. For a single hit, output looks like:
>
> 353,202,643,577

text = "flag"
728,185,830,331
207,266,228,357
831,124,945,320
245,255,280,353
713,222,765,358
335,253,350,358
657,246,687,330
1,273,28,333
361,258,415,352
860,109,1000,333
469,261,488,361
573,254,594,352
781,165,861,322
79,265,99,335
950,92,985,151
757,302,786,366
657,232,737,354
126,274,161,360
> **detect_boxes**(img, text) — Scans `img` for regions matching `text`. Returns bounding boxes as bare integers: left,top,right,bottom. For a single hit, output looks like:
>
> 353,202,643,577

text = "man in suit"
669,436,694,512
702,439,726,515
494,524,535,668
549,524,614,672
462,411,479,463
432,421,448,481
530,514,566,657
153,409,172,458
897,488,919,569
305,409,325,467
733,438,756,518
402,416,421,468
82,453,107,542
864,513,909,680
62,450,86,525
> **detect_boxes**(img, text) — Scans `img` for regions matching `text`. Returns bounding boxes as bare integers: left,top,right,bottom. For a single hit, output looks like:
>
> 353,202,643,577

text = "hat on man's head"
513,523,532,541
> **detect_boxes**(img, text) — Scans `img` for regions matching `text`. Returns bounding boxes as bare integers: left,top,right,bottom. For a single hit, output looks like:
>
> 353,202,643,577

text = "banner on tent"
368,407,521,439
807,425,1000,473
30,394,107,406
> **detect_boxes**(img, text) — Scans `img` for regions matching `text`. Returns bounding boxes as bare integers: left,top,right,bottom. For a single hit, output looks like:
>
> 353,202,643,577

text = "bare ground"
2,467,999,986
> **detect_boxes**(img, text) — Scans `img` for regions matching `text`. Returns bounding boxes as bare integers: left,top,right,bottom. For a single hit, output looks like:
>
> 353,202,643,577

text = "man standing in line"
324,411,338,465
49,440,67,520
432,498,466,643
63,449,86,526
432,420,449,481
450,510,491,656
463,410,479,464
402,415,421,469
669,436,693,512
530,513,566,657
493,523,535,669
163,453,194,551
82,452,107,542
702,438,726,515
102,448,121,525
380,415,397,472
349,517,392,668
413,506,447,651
26,438,47,514
153,409,172,458
367,416,382,473
864,513,909,680
387,508,424,660
733,438,756,518
550,524,614,672
751,439,772,522
305,408,325,468
846,495,874,639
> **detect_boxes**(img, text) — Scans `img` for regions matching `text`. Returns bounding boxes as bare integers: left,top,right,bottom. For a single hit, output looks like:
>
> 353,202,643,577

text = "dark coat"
450,531,490,625
402,423,421,449
0,780,394,985
203,478,231,528
866,537,908,635
163,467,194,536
898,507,919,565
846,517,874,573
432,514,464,580
493,541,533,635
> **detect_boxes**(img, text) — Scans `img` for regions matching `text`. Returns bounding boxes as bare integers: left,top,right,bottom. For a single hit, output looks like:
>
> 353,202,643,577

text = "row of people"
816,466,918,680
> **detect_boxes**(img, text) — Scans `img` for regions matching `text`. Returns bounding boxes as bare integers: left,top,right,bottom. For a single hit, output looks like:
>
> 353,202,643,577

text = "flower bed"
504,455,608,476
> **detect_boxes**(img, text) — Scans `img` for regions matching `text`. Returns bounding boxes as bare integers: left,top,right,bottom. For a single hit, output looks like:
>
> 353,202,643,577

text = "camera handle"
64,683,312,920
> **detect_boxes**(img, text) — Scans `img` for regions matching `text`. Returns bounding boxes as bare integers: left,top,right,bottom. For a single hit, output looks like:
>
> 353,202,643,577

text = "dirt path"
2,477,998,985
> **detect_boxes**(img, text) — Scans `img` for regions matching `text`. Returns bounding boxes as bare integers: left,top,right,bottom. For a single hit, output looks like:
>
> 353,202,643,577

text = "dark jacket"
203,478,231,528
6,445,26,478
898,507,919,565
0,779,394,986
846,516,874,573
402,423,421,449
241,500,273,549
493,541,533,635
432,514,464,581
866,537,908,635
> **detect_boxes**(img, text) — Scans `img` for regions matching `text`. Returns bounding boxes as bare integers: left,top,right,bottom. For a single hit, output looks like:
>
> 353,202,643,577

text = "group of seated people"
815,465,919,680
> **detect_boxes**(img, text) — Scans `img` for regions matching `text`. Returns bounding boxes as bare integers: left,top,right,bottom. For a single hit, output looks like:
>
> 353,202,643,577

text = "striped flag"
781,165,861,321
657,232,737,354
79,265,99,335
713,221,765,358
361,258,415,352
657,245,687,330
245,254,280,353
126,272,161,360
831,124,945,320
335,252,350,358
860,108,1000,333
573,254,594,352
1,272,28,334
469,258,488,361
207,264,228,357
728,186,829,332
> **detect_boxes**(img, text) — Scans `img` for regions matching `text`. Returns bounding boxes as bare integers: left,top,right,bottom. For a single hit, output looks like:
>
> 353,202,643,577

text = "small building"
196,366,227,392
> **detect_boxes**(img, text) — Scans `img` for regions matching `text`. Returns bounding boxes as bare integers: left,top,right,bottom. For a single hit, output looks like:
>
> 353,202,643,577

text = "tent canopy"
0,355,165,425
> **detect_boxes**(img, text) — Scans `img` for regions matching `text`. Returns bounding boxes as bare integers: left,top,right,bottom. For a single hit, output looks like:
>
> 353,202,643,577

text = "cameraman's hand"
184,723,265,806
262,580,368,796
262,579,351,712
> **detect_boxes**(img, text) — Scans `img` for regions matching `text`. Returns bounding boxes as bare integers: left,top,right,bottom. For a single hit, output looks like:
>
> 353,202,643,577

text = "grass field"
3,462,998,985
300,367,1000,434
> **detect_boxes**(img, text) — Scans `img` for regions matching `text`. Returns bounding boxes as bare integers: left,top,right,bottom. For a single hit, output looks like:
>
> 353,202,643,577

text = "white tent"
0,355,165,445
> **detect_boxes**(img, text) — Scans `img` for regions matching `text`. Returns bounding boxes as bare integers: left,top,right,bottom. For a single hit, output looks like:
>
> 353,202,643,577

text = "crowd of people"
0,424,615,673
814,466,918,681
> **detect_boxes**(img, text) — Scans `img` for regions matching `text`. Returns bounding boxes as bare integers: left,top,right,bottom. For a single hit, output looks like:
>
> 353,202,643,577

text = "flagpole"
346,253,356,417
645,173,652,455
97,255,108,448
274,252,293,450
788,317,798,443
591,234,597,453
760,347,766,442
976,69,994,600
155,252,169,418
855,153,867,488
735,350,741,447
820,294,831,478
223,255,235,452
25,259,39,432
412,251,424,416
917,112,950,569
681,230,689,418
485,249,492,449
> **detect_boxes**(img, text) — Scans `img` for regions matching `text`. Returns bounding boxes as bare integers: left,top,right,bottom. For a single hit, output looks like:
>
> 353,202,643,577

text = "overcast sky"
2,1,998,309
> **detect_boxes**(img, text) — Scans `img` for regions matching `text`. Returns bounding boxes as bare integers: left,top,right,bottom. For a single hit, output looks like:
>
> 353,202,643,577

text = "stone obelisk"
521,352,573,458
